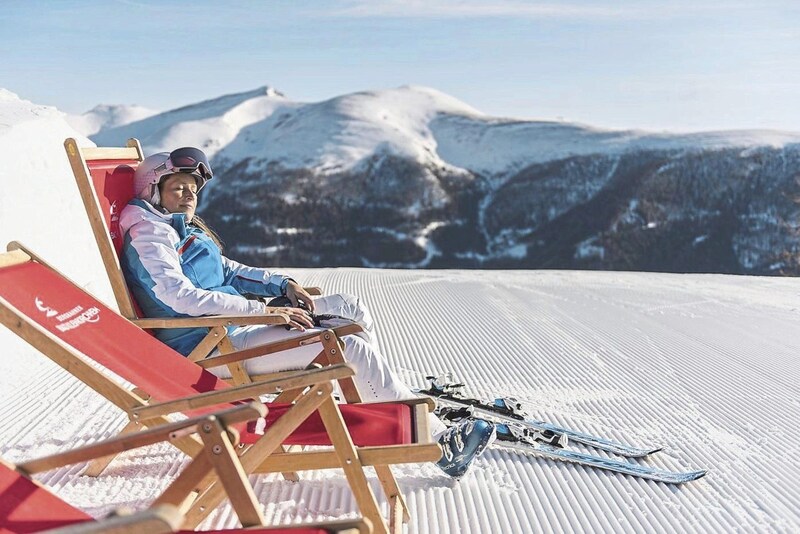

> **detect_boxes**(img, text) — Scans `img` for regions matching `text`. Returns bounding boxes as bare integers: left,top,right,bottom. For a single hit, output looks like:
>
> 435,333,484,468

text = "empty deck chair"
2,402,265,531
1,403,371,533
63,137,363,397
0,245,440,534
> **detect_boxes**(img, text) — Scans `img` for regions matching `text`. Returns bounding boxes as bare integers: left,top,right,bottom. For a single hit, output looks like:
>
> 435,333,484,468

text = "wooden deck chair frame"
0,246,441,534
4,241,435,533
46,514,371,534
64,137,364,395
4,402,372,533
11,403,268,531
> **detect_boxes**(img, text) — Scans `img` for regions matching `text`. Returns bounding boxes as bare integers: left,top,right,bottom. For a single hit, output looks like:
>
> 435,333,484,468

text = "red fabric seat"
249,402,411,446
0,463,89,533
83,158,148,318
83,159,136,255
0,261,413,448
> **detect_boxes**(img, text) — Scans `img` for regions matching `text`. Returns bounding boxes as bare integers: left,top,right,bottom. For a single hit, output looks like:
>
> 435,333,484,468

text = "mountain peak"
0,88,23,102
68,103,158,137
259,86,284,98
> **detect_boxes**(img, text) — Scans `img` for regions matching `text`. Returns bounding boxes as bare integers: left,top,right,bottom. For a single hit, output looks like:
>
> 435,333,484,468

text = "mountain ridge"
82,84,800,175
68,85,800,274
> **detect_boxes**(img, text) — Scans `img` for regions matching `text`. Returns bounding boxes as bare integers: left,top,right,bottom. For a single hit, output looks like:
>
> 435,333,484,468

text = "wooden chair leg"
187,326,228,363
317,396,389,534
218,336,252,386
190,327,251,385
375,465,410,526
227,442,300,484
320,331,362,403
179,383,335,529
153,448,215,517
83,419,141,477
279,444,301,482
220,335,301,483
199,421,265,527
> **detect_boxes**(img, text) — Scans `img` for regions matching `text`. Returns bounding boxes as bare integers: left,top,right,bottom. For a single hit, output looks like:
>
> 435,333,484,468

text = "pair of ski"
418,377,706,484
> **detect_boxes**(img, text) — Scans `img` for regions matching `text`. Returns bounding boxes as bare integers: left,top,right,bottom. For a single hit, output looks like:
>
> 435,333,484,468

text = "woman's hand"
285,280,316,313
265,305,314,331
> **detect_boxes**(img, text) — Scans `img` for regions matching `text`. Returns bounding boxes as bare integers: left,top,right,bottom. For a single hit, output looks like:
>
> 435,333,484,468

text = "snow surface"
2,267,800,533
81,85,800,178
3,89,800,533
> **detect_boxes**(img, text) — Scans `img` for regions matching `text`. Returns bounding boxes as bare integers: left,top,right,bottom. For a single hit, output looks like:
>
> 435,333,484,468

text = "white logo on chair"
34,297,100,331
34,297,58,317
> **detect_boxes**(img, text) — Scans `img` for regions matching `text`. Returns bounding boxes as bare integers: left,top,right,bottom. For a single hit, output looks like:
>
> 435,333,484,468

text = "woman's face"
159,173,199,221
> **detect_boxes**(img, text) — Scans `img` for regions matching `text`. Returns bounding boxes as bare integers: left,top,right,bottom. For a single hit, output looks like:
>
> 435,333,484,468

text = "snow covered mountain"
66,103,158,137
84,86,800,274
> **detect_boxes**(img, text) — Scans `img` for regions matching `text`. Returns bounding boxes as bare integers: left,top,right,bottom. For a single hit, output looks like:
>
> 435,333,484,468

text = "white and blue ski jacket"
119,199,291,356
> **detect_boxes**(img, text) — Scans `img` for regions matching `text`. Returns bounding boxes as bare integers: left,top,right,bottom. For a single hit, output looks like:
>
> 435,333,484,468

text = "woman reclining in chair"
119,147,494,478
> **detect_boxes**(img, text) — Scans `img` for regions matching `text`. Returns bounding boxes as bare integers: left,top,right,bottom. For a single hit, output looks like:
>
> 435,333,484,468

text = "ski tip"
680,470,707,483
650,469,706,484
631,446,664,458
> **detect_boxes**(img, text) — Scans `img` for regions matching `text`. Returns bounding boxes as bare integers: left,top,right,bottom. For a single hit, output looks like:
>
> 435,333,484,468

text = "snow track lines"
2,269,799,532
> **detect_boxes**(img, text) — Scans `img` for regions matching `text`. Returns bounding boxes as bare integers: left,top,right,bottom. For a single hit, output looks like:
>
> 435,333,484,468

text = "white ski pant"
207,293,447,437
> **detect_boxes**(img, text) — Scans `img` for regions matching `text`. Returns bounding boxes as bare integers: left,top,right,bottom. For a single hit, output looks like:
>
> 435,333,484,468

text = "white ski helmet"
133,147,213,205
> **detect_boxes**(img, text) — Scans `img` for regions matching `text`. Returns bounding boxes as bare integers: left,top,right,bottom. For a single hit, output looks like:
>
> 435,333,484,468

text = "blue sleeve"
221,255,292,298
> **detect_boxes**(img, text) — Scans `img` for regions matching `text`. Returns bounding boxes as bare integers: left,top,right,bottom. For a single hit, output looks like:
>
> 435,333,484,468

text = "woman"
119,147,495,478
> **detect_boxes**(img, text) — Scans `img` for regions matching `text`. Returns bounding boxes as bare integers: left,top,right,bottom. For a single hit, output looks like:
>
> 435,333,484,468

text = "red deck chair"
0,245,440,534
64,137,363,397
0,403,371,533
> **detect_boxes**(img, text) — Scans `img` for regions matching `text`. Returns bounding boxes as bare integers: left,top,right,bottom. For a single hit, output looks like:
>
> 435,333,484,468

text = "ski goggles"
155,147,213,183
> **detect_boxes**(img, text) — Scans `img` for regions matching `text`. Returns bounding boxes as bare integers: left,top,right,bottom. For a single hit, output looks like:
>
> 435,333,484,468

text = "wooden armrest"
304,286,322,296
18,403,266,475
406,399,435,444
400,396,436,413
416,396,437,412
197,323,364,369
132,313,289,329
41,504,182,534
131,363,355,421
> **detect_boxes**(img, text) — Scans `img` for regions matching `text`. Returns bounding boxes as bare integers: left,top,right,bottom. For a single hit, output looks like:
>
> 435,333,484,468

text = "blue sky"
2,0,799,131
